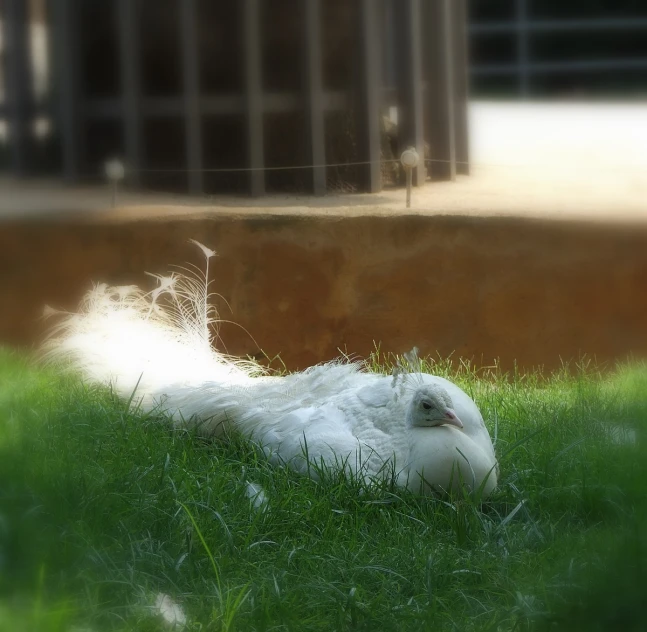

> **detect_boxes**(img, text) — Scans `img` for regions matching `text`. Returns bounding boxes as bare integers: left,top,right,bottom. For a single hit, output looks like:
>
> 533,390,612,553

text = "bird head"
406,385,463,429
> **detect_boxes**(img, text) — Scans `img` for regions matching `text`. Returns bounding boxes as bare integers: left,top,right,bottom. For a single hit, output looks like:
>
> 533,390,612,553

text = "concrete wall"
2,212,647,372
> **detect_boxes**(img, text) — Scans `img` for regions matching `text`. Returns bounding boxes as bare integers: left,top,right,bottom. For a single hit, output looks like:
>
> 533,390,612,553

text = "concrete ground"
0,101,645,224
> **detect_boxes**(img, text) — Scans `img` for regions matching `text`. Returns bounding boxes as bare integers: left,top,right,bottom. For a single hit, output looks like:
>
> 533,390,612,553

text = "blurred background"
0,0,646,371
0,0,645,197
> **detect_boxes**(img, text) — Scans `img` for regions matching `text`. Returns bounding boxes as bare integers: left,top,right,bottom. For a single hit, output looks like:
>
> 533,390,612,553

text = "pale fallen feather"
245,481,269,512
154,593,187,629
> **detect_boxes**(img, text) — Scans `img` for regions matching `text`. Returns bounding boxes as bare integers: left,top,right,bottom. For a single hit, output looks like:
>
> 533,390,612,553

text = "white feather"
245,481,269,512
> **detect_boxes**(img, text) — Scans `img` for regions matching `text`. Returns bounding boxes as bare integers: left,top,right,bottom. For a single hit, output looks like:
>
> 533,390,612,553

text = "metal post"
117,0,142,186
304,0,326,196
105,159,125,207
453,0,470,175
384,0,397,91
54,0,81,181
4,0,32,176
395,0,425,186
401,147,419,208
180,0,203,195
516,0,530,98
426,0,456,182
243,0,265,197
356,0,382,193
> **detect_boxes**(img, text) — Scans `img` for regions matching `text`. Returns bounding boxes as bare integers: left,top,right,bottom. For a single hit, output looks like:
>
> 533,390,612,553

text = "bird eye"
422,402,432,410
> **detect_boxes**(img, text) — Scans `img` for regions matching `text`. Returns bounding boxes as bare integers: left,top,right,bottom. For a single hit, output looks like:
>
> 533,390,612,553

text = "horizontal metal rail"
470,17,647,35
472,58,647,77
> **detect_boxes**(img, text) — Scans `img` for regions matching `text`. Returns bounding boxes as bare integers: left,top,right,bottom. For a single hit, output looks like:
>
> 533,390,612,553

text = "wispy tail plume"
42,241,264,420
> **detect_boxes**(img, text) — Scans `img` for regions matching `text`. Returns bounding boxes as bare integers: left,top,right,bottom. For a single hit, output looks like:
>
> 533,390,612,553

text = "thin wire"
132,156,646,174
137,159,403,173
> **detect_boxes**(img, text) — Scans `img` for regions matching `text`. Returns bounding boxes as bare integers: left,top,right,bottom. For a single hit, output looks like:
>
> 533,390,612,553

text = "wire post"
395,0,425,187
105,159,126,208
401,147,420,208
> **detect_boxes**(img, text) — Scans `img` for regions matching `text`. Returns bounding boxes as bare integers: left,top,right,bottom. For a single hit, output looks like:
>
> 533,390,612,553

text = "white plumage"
44,241,498,497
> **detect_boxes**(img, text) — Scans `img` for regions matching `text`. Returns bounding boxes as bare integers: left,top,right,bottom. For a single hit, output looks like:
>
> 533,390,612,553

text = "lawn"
0,348,645,631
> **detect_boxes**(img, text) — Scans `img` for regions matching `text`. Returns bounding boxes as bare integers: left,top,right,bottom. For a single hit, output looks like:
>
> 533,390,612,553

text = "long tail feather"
42,243,266,420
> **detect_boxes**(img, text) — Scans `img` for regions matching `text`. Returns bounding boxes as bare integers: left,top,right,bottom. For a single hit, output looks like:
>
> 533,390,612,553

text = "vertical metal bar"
180,0,203,195
356,0,382,193
453,0,470,175
516,0,530,98
304,0,326,196
117,0,142,186
384,0,396,92
54,0,80,180
426,0,456,182
5,0,32,175
243,0,265,197
395,0,425,186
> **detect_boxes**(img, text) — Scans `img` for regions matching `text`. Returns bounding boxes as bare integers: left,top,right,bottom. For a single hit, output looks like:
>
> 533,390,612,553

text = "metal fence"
470,0,647,97
0,0,469,196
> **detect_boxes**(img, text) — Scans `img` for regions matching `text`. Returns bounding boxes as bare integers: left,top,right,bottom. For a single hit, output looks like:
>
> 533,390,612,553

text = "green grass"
1,348,646,631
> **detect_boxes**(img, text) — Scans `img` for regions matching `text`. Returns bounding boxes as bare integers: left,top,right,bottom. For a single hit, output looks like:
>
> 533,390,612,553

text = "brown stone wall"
2,213,647,372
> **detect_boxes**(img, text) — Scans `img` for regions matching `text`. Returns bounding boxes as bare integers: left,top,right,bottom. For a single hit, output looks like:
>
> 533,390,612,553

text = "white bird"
43,241,498,497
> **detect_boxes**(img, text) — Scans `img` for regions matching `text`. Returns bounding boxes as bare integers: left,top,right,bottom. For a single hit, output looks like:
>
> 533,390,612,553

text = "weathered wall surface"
2,212,647,372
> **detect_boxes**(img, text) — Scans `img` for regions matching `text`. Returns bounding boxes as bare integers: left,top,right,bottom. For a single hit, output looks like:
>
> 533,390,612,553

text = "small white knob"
105,159,125,182
400,147,419,169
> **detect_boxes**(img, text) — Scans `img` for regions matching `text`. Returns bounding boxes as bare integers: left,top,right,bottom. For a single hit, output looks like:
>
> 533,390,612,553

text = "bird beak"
444,409,464,429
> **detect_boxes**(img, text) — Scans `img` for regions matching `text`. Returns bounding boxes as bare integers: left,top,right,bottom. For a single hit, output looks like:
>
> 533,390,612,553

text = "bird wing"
328,380,410,472
276,362,374,407
228,401,363,477
353,378,408,436
355,379,394,408
224,378,408,481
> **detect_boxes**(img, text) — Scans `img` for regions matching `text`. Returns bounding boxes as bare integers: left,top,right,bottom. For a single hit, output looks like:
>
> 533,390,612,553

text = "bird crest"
391,346,424,399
